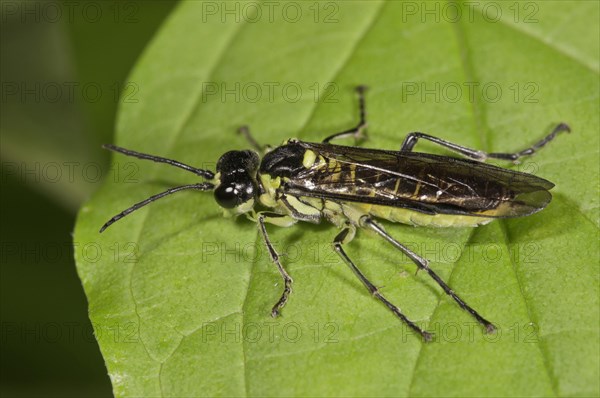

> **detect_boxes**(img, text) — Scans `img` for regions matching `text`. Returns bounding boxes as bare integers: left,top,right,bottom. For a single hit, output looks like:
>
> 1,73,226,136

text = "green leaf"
74,1,599,396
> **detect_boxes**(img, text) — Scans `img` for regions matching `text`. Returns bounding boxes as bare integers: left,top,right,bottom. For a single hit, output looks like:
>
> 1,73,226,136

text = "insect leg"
360,216,496,334
257,212,294,317
322,85,368,143
332,224,433,342
400,122,570,162
238,125,272,154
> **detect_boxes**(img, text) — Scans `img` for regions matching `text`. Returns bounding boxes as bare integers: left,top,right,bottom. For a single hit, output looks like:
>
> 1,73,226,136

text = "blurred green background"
1,1,176,396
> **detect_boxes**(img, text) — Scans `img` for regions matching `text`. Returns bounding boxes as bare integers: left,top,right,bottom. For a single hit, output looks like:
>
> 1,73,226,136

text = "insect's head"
213,150,260,214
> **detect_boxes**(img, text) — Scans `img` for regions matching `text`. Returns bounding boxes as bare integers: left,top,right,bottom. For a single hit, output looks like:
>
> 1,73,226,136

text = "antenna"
99,182,214,232
99,144,216,232
103,144,214,179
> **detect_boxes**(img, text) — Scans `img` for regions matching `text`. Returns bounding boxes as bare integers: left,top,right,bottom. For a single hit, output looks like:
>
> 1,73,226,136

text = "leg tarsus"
271,277,292,318
332,226,432,342
323,86,369,144
360,216,496,334
257,214,293,317
488,122,571,162
400,122,570,164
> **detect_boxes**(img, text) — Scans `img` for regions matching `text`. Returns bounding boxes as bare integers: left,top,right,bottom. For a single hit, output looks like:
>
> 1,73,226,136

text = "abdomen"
347,202,493,227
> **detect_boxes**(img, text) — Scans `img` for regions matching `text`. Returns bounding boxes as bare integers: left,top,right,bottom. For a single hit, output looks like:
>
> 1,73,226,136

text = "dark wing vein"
284,141,554,217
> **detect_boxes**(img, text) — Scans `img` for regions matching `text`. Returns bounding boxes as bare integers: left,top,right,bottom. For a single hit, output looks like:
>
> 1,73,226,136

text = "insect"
100,86,570,341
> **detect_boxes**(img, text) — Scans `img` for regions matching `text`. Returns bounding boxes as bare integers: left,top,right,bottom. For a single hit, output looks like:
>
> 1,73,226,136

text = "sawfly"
100,86,570,341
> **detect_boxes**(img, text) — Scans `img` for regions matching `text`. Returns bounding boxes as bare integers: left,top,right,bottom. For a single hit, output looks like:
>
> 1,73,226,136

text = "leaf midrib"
238,3,387,396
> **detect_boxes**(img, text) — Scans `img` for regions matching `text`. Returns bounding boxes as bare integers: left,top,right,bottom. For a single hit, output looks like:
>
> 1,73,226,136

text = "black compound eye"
214,183,241,209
